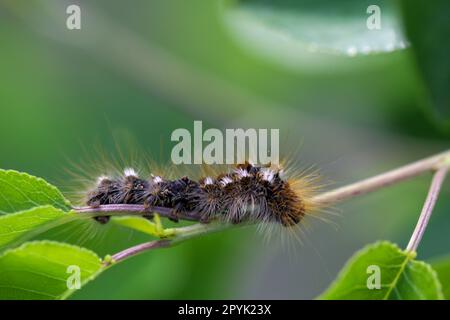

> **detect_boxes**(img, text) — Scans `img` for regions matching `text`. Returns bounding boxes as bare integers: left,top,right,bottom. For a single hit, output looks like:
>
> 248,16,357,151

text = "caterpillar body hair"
85,161,321,228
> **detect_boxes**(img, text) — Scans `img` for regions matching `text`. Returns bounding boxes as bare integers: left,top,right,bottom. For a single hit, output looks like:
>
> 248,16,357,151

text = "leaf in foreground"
320,241,443,300
112,215,175,238
0,206,74,250
0,169,71,214
0,241,103,299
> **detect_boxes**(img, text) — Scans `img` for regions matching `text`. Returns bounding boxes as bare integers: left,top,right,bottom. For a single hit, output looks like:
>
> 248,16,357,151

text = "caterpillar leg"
168,208,180,223
94,216,111,224
87,200,112,224
88,199,111,224
142,213,155,220
87,199,101,208
230,215,242,224
199,215,211,224
142,202,155,220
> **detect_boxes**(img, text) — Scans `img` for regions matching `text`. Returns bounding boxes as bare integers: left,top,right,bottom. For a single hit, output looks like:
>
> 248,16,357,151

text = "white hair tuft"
220,176,233,186
152,175,163,184
97,175,110,184
124,168,138,177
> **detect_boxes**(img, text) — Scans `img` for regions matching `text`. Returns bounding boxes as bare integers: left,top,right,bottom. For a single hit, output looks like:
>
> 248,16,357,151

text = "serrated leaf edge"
0,240,104,300
0,169,72,212
320,241,444,300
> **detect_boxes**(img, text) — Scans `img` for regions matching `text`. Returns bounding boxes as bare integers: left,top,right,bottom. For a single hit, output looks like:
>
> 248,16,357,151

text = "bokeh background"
0,0,449,299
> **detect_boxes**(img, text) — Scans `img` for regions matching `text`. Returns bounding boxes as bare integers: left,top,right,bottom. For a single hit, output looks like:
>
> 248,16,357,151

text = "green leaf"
431,255,450,299
225,0,407,67
0,206,75,250
400,0,450,119
112,215,175,238
320,241,443,300
0,241,104,300
0,169,71,214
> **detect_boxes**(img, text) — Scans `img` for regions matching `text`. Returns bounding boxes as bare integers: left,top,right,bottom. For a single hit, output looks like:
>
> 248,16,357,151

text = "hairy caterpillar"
85,161,321,228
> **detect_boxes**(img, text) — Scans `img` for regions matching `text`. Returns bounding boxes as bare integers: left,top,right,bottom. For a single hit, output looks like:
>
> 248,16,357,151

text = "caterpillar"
85,161,321,228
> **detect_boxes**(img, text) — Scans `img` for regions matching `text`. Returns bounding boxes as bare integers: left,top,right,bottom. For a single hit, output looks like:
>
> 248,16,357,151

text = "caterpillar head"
86,175,119,207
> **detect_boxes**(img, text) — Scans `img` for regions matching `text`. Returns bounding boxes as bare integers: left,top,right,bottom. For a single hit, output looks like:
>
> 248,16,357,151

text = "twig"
313,150,450,204
110,239,172,264
74,204,203,222
104,222,233,266
406,167,448,252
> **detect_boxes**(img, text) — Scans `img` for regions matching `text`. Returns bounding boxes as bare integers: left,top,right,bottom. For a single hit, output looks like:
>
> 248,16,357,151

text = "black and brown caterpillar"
86,162,320,228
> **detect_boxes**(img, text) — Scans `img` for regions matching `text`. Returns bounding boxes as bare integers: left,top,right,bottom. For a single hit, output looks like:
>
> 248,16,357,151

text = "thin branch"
314,150,450,204
104,222,233,266
406,167,448,252
109,239,172,264
74,204,203,222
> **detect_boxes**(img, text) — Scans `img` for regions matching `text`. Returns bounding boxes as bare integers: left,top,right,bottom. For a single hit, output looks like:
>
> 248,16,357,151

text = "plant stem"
406,166,448,252
313,150,450,204
109,239,172,264
74,204,203,222
105,222,233,266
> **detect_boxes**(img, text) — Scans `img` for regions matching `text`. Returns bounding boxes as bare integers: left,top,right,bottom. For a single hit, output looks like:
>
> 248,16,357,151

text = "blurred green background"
0,0,448,299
